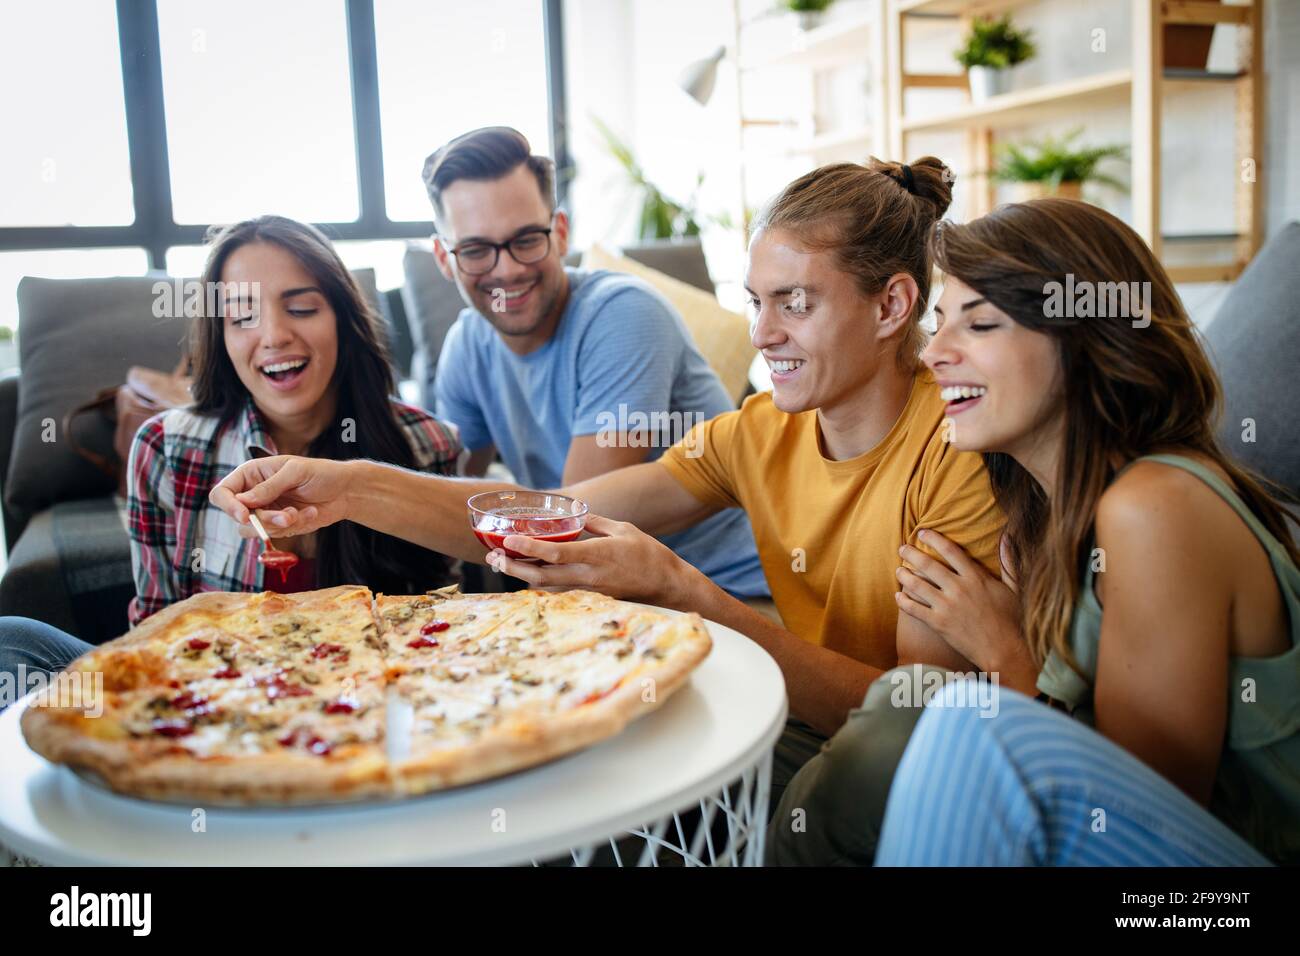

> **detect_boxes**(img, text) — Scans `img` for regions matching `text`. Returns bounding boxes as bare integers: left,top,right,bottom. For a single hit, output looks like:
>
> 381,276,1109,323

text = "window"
0,3,565,277
157,0,360,224
0,1,134,226
374,0,553,222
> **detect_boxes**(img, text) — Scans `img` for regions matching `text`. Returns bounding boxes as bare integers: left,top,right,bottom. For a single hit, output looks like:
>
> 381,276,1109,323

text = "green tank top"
1036,453,1300,863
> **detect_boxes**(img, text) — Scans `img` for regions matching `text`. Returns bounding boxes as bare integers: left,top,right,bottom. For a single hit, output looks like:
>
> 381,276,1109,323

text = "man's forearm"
679,573,881,737
344,459,516,563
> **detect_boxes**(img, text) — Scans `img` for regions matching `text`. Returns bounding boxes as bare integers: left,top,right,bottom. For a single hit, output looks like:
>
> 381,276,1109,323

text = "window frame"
0,0,571,270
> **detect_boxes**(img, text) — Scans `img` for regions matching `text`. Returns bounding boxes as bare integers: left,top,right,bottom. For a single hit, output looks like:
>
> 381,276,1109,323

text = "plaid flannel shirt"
126,398,461,626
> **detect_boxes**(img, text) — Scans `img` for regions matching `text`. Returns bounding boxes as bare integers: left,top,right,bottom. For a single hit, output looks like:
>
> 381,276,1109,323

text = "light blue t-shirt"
434,268,768,598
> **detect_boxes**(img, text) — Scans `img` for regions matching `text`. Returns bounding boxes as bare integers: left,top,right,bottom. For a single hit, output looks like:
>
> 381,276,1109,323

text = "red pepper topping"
171,691,209,711
324,699,357,715
213,666,241,679
407,637,440,649
187,638,211,650
153,719,193,738
420,621,450,635
266,680,311,700
277,729,298,747
311,642,345,660
305,736,332,756
167,680,181,689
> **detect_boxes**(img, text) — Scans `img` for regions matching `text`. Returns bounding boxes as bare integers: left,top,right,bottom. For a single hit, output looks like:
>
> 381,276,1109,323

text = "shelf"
1166,262,1244,283
1163,68,1248,83
1162,232,1241,243
807,126,874,154
741,126,874,162
900,69,1132,133
743,15,873,71
894,0,1034,16
899,66,1250,136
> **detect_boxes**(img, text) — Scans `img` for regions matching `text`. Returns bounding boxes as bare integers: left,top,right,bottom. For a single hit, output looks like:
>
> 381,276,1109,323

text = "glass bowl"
467,490,589,561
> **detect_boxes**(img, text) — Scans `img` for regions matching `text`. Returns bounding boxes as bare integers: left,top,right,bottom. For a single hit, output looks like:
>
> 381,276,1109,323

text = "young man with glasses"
421,126,768,601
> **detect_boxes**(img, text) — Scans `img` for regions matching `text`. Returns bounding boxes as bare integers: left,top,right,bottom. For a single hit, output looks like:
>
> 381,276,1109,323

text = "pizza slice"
21,586,392,805
381,589,712,795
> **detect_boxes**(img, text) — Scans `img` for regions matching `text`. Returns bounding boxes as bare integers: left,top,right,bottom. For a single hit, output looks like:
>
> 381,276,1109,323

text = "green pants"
765,664,952,866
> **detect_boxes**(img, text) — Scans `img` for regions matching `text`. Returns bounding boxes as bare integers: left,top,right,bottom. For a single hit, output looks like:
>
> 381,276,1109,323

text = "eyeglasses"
441,226,554,276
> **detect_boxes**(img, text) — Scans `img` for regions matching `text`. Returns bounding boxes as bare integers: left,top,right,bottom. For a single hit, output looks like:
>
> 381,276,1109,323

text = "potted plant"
593,116,704,240
991,129,1127,202
955,14,1036,102
782,0,836,32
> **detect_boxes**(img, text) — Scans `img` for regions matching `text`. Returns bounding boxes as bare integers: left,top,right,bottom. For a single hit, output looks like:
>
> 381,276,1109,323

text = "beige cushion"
581,243,753,406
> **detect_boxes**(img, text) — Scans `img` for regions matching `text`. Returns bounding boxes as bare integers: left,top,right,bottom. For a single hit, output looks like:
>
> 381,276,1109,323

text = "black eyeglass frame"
439,224,556,276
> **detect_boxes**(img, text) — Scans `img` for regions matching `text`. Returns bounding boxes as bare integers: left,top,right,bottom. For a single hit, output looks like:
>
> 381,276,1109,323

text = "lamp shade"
678,46,726,105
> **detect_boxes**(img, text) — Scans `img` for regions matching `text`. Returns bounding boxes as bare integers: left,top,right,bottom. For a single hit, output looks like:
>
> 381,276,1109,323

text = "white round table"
0,612,787,866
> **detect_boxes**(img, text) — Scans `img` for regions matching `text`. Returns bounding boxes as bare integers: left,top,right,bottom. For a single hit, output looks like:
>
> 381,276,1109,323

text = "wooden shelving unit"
731,1,888,231
884,0,1264,283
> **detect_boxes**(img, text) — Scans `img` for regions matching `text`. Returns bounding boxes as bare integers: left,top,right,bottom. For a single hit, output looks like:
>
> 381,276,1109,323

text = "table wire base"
544,750,773,867
2,752,774,869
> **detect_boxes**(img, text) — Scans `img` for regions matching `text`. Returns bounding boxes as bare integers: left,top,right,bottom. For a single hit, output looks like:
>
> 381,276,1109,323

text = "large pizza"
20,586,711,805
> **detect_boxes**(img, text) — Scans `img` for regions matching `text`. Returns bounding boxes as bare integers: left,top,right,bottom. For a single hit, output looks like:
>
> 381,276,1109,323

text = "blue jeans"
875,680,1271,866
0,617,93,712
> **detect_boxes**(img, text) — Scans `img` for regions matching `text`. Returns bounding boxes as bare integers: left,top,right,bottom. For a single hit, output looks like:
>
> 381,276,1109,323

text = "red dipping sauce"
259,548,299,583
467,492,588,564
472,514,582,559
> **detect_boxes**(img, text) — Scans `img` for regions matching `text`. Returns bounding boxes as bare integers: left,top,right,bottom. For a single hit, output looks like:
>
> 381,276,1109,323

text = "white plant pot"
797,10,826,31
968,66,1011,103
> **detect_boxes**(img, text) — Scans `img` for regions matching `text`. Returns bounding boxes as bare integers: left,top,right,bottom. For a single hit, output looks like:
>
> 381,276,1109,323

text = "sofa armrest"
0,370,24,553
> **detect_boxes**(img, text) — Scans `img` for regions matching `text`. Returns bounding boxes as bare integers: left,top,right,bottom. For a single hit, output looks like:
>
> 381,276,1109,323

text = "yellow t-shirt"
659,370,1004,670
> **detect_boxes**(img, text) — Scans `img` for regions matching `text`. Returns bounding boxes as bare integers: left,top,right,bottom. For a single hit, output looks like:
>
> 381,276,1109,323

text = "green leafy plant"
955,15,1036,69
991,129,1128,189
781,0,836,12
592,115,703,240
0,327,13,342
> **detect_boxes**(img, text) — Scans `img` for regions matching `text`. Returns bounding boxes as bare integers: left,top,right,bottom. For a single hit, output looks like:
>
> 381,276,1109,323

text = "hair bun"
867,155,954,222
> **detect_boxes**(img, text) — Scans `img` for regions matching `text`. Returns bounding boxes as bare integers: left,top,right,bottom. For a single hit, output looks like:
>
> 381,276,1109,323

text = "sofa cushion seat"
0,496,132,644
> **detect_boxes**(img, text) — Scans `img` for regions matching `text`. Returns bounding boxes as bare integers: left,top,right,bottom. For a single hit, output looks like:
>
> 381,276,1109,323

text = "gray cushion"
621,238,714,294
0,497,133,643
6,268,383,522
1203,222,1300,498
400,246,466,408
9,276,192,520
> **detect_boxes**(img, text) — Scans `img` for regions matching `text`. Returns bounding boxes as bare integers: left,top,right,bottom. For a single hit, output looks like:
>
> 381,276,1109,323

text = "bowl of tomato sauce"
467,491,588,561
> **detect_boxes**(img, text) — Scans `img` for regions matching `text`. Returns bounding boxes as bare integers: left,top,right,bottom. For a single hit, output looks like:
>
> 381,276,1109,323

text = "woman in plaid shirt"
127,215,462,624
0,216,462,686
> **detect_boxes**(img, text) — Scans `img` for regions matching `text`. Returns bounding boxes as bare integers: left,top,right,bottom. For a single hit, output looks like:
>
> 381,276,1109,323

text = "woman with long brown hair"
878,198,1299,864
0,216,462,698
129,214,461,618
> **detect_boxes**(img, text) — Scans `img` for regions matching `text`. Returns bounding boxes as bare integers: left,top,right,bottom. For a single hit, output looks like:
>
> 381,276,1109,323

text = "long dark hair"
930,199,1298,671
191,215,455,594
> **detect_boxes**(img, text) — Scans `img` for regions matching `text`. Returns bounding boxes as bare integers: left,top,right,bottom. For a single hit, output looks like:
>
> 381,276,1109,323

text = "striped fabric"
875,681,1271,866
125,397,460,626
